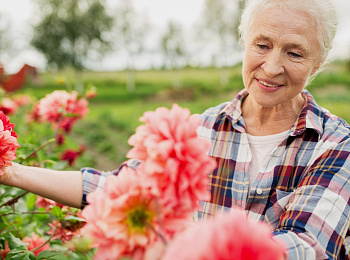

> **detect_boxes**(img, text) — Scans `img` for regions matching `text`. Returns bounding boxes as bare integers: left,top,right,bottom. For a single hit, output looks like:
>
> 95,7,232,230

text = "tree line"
0,0,245,73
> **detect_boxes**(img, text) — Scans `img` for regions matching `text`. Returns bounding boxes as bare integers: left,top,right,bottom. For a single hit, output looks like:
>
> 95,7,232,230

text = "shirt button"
257,188,263,195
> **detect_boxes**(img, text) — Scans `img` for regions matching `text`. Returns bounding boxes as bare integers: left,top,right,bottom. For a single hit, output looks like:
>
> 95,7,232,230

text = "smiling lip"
257,78,283,87
256,78,284,92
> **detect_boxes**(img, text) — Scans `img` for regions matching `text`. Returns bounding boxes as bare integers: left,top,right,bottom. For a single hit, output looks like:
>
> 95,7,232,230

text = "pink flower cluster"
127,104,216,216
83,168,158,260
36,90,89,132
82,104,217,259
163,209,286,260
0,94,31,115
35,195,84,244
22,233,50,256
0,111,20,175
82,104,287,259
47,219,84,244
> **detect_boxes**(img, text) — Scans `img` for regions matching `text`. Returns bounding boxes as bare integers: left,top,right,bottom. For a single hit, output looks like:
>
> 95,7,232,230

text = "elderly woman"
1,0,350,259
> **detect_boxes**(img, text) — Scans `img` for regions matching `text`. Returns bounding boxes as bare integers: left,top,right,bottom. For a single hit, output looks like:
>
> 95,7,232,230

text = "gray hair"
238,0,338,62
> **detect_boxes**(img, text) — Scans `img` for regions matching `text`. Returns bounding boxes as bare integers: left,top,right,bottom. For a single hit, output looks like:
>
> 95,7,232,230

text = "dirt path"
72,134,118,171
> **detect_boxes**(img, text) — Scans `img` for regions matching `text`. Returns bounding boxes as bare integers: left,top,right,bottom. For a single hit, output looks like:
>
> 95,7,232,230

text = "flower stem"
0,191,29,208
48,117,63,154
143,220,167,245
155,197,166,244
0,211,51,218
30,219,59,253
19,138,56,164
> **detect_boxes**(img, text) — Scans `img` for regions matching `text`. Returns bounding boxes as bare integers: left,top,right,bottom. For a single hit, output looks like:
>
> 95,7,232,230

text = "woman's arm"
0,162,83,208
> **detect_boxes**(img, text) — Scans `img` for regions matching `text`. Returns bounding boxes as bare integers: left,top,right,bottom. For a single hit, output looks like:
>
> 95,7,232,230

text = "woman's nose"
261,51,284,77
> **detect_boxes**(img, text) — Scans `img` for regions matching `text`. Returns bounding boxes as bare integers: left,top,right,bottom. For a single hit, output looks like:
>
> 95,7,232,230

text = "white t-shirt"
246,130,289,187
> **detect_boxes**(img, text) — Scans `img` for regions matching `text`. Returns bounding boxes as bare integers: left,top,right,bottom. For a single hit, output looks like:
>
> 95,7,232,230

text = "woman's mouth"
257,79,283,88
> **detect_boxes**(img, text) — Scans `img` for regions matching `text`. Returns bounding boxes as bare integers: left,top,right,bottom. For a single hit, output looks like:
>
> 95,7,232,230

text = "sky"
1,0,350,73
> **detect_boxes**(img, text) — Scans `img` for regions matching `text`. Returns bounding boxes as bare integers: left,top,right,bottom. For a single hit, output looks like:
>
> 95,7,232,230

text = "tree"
31,0,114,73
160,21,186,88
0,13,12,65
201,0,244,63
113,0,149,92
196,0,244,85
161,21,186,70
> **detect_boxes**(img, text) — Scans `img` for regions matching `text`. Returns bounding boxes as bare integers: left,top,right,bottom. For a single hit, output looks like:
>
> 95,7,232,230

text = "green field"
18,62,350,170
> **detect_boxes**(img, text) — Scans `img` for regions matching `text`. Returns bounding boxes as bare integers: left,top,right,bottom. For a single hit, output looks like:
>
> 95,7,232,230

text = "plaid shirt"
81,89,350,260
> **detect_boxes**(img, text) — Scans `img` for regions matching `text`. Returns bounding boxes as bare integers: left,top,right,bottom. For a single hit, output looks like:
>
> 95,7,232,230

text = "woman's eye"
257,44,268,50
289,52,302,58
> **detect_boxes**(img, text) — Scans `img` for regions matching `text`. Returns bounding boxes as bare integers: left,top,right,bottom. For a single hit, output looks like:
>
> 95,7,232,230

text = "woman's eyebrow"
284,43,310,54
253,34,270,42
253,34,310,53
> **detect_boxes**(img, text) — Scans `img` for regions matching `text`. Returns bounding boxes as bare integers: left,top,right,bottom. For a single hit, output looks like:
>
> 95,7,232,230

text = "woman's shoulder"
200,101,231,118
310,105,350,154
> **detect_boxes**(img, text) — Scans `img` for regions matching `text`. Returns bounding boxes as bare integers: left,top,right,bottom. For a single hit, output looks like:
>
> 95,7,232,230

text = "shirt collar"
218,89,248,124
217,89,324,138
291,90,323,138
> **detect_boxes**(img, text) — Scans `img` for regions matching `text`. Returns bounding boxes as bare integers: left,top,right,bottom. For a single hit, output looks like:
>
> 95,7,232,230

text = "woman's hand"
0,163,17,186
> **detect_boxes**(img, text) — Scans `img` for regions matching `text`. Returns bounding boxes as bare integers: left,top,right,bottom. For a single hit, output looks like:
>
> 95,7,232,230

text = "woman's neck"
241,93,305,136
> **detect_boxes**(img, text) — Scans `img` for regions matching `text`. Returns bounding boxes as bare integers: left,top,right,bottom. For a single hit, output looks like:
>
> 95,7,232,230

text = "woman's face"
242,6,323,108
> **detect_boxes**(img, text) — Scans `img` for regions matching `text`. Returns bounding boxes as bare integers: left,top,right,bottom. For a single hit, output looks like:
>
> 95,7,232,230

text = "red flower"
85,89,97,99
56,133,65,146
22,233,50,256
0,111,20,175
27,102,41,123
0,241,10,260
60,145,86,166
0,98,18,115
0,111,17,138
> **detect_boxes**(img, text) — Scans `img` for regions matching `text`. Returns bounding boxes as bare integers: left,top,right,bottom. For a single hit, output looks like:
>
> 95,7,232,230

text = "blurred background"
1,0,350,73
0,0,349,170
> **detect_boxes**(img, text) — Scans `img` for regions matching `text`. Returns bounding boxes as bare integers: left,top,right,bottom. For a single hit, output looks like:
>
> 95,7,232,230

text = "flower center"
126,206,152,233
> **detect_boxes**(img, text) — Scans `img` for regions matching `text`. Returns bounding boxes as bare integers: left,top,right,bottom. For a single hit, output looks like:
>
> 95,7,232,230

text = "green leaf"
36,250,63,260
50,206,63,219
25,194,36,211
37,249,84,260
8,234,28,250
5,249,35,260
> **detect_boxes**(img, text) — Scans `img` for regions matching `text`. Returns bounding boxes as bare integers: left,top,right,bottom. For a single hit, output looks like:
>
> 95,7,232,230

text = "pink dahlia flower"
82,167,165,260
127,104,216,218
47,219,83,244
0,98,18,115
0,111,20,175
22,233,50,256
37,90,89,131
35,196,64,211
13,94,31,106
163,209,286,260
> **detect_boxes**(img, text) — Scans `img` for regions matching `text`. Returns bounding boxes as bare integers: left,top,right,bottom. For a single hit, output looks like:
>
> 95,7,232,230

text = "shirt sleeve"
80,159,142,208
80,167,115,208
273,139,350,259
